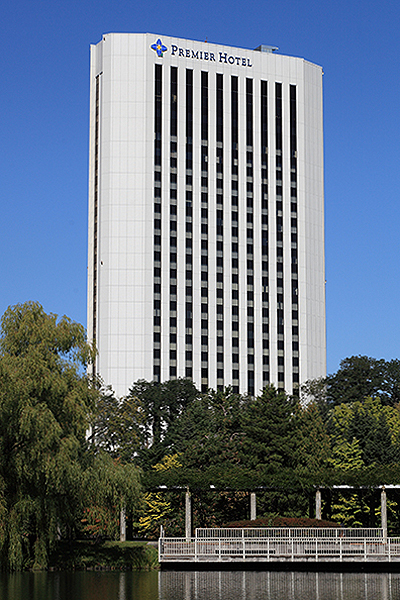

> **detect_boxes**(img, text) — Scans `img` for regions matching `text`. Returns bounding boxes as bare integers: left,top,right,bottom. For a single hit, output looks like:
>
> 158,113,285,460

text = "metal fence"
195,527,384,539
159,536,400,563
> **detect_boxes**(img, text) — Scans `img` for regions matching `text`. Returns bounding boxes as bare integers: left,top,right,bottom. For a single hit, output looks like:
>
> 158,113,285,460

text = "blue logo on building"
151,38,167,57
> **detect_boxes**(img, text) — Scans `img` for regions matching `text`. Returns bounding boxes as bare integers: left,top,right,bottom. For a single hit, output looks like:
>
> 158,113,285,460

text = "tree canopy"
0,302,141,570
321,355,400,407
3,302,400,561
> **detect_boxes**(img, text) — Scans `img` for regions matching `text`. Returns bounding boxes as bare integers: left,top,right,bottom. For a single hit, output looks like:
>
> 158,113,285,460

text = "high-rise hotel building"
87,33,326,398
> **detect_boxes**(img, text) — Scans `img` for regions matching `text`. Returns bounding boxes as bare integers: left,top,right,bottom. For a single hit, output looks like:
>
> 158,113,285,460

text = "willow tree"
81,451,142,540
0,302,98,570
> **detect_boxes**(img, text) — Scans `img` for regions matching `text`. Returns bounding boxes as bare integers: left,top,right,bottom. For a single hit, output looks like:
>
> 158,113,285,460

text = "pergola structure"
120,484,400,542
180,485,398,540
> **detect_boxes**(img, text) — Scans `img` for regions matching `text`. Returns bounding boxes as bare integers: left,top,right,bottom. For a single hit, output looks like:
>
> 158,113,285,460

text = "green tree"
143,388,251,528
363,412,393,465
327,356,384,405
241,385,298,477
239,386,309,518
329,438,364,472
82,452,141,540
300,377,329,417
382,360,400,405
328,438,369,527
179,388,254,527
326,356,400,407
126,378,199,468
296,401,331,476
175,387,245,474
0,302,97,569
330,397,400,467
304,356,400,416
90,385,144,462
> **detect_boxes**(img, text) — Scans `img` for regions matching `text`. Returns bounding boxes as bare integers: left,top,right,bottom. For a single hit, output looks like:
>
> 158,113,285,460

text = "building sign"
151,38,252,67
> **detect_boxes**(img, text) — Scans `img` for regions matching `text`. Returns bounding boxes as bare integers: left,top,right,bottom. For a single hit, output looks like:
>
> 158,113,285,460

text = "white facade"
88,33,326,398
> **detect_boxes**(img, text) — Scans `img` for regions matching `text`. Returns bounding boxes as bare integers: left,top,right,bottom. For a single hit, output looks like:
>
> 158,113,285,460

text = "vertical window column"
290,85,299,390
185,70,193,379
92,74,100,376
153,64,162,382
246,78,255,396
169,67,178,379
260,80,269,386
231,76,239,394
275,82,284,389
200,71,209,393
216,73,224,390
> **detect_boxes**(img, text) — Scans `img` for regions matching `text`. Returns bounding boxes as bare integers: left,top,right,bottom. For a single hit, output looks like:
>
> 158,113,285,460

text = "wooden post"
120,505,126,542
315,489,322,520
250,493,257,521
381,486,387,539
185,488,192,540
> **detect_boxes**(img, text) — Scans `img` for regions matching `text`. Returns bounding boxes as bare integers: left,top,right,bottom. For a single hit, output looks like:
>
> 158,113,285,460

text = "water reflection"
0,571,159,600
158,571,400,600
0,570,399,600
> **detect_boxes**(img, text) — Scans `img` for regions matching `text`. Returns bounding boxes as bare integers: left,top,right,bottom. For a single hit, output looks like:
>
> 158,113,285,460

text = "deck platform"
159,528,400,567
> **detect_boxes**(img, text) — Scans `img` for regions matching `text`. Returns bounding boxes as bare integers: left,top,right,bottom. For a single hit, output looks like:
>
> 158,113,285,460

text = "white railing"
195,527,384,539
159,536,400,563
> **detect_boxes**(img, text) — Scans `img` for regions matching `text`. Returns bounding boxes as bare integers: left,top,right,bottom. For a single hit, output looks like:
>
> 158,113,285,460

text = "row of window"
153,64,162,381
153,65,299,392
290,84,299,387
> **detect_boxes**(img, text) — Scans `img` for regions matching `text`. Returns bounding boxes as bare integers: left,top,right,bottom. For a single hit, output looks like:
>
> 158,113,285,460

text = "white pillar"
315,489,322,520
250,493,257,521
120,505,126,542
381,487,387,538
185,488,192,539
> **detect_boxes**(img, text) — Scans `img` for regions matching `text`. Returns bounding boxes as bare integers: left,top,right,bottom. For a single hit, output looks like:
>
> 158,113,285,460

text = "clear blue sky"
1,0,399,376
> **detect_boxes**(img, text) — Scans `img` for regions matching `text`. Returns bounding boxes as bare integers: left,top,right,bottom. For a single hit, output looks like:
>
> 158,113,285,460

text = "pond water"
1,570,400,600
